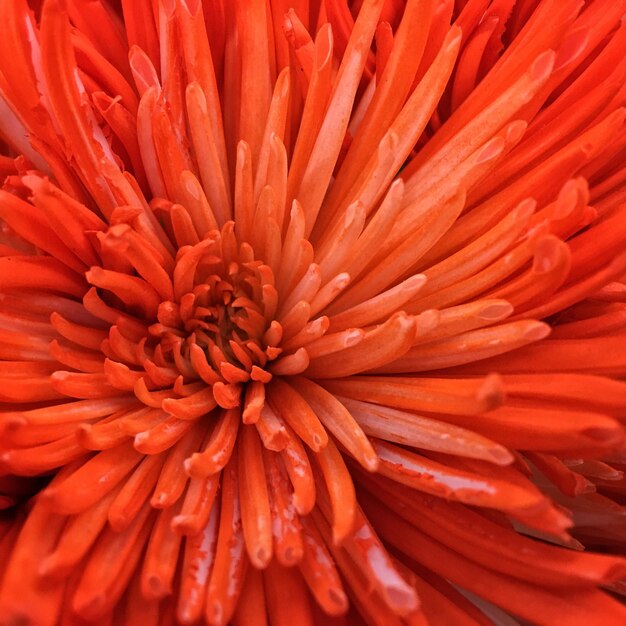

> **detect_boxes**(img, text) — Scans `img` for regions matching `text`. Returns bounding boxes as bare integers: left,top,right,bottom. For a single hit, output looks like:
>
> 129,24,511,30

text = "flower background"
1,0,626,624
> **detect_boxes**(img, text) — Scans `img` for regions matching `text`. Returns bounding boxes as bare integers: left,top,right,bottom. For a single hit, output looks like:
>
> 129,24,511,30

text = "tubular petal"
238,425,274,569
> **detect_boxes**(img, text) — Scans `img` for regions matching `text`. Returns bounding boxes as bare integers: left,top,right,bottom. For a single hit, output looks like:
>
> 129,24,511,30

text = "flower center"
150,230,280,380
89,222,285,416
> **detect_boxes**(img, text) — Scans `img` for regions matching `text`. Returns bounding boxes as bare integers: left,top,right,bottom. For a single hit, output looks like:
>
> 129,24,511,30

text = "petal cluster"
1,1,626,625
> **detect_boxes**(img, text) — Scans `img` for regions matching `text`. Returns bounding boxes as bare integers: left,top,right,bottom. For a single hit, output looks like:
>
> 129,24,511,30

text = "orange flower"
1,0,626,624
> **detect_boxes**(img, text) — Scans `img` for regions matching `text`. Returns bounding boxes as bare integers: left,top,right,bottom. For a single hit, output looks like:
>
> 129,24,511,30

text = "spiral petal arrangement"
1,1,626,625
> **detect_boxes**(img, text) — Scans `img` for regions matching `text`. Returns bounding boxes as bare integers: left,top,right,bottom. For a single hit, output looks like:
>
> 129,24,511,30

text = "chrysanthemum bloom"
1,0,626,624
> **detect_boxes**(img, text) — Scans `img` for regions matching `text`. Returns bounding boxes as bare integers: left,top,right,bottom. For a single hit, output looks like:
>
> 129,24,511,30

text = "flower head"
1,0,626,624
